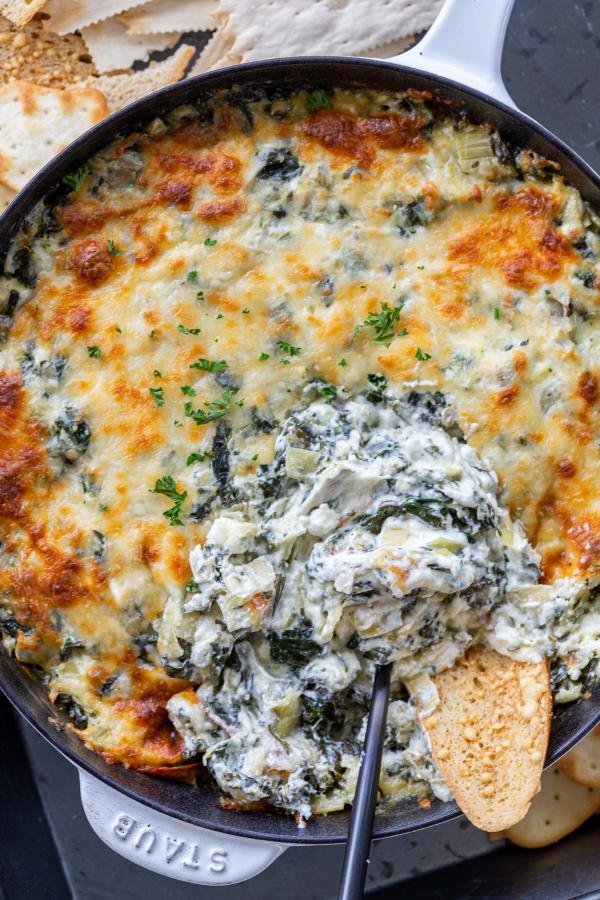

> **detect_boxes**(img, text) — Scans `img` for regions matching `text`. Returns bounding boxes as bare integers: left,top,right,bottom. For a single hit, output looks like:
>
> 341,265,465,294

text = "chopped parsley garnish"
186,450,212,465
186,579,199,592
242,308,250,314
87,345,101,358
184,388,234,425
216,313,224,320
115,325,122,333
99,504,109,512
151,476,187,526
173,420,183,428
494,307,501,320
181,385,197,396
204,237,218,246
187,270,199,282
153,369,162,378
364,303,403,346
178,324,202,335
196,291,205,301
107,239,121,256
319,383,337,403
259,352,270,361
417,265,425,271
149,386,164,407
251,453,259,461
338,358,348,367
277,340,301,356
306,89,332,112
190,357,228,372
415,347,432,361
397,328,409,337
63,166,90,192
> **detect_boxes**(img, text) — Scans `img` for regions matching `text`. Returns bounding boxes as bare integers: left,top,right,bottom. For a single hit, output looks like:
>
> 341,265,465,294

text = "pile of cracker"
0,0,442,210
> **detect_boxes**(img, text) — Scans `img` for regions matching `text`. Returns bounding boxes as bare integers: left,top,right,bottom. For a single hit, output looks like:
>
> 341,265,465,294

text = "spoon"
338,662,392,900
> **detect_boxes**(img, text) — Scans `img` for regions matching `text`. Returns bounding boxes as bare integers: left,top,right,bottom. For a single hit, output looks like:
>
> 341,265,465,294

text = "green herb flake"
277,340,301,356
63,166,90,192
204,237,218,246
494,307,501,320
187,270,199,283
364,302,403,346
87,345,101,358
173,420,183,428
242,308,250,315
338,358,348,367
415,347,432,361
306,89,332,113
186,579,199,592
251,453,259,461
181,385,197,396
190,357,228,372
107,239,121,256
153,369,162,378
99,504,109,513
216,313,224,320
417,265,425,271
184,387,234,425
319,383,337,403
196,290,205,301
149,386,164,407
186,450,212,465
259,352,270,361
178,324,202,335
115,325,122,333
151,475,187,526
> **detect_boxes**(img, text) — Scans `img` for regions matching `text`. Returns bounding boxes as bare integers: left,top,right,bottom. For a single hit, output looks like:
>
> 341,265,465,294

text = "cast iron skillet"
1,8,600,850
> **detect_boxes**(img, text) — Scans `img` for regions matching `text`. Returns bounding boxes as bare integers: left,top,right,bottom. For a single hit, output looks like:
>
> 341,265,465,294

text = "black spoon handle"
338,662,392,900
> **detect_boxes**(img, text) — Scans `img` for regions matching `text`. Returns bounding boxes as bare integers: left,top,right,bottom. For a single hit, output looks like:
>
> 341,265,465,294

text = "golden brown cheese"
0,85,599,770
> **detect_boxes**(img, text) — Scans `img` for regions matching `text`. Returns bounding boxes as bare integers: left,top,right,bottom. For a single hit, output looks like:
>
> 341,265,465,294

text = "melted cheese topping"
0,86,599,780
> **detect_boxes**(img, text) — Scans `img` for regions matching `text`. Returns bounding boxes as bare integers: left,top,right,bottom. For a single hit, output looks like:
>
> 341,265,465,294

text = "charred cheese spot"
69,239,115,284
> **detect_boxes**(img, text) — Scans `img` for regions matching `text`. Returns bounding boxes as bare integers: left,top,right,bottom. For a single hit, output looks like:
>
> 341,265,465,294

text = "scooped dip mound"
165,392,543,820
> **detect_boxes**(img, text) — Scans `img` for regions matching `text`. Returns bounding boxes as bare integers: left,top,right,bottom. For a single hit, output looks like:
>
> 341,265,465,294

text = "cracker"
188,28,232,76
504,766,600,848
0,0,47,27
200,0,442,67
419,646,552,833
79,43,194,112
42,0,146,36
121,0,217,36
0,180,15,211
82,17,180,74
559,726,600,788
0,80,108,191
0,16,97,88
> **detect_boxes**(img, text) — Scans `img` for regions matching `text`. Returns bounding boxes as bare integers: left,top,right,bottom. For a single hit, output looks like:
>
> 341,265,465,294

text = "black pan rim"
1,54,600,845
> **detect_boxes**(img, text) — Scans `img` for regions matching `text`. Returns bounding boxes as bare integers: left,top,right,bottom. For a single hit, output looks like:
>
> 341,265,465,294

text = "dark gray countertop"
7,1,600,898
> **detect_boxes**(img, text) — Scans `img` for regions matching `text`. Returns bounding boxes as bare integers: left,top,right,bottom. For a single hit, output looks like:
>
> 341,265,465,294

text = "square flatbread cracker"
0,80,108,191
121,0,217,35
82,17,180,73
0,0,47,27
42,0,146,35
78,43,194,112
193,0,443,70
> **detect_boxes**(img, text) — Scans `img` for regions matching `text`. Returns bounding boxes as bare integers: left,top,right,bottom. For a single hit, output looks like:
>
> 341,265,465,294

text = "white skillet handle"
390,0,517,109
79,770,286,886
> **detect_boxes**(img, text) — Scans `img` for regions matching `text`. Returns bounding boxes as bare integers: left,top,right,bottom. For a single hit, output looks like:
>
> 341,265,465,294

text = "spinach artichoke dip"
1,84,599,821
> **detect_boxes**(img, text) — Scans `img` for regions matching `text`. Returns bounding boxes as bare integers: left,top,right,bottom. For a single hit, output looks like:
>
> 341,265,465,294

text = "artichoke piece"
285,445,319,478
455,127,494,171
